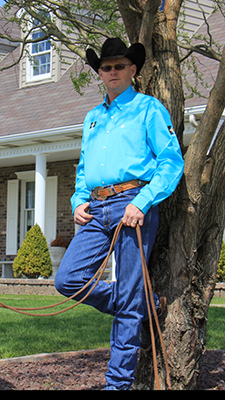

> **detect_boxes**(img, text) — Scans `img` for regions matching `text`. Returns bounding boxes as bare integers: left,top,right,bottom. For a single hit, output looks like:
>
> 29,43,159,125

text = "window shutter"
45,176,58,244
6,180,19,255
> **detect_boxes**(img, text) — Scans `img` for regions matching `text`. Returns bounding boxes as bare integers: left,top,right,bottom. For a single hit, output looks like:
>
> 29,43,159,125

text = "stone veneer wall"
0,279,58,296
0,280,224,297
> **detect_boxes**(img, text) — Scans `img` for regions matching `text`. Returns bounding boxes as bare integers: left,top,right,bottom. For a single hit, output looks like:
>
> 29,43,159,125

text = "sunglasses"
100,63,132,72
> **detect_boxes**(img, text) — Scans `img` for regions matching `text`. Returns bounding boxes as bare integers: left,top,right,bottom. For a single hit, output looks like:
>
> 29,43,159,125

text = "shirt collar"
103,85,136,109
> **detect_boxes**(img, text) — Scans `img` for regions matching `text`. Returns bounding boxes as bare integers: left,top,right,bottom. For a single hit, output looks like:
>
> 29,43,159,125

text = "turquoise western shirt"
71,85,184,215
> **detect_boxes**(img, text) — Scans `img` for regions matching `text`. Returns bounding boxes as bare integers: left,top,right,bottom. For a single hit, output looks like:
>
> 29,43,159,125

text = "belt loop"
90,190,95,201
110,185,117,195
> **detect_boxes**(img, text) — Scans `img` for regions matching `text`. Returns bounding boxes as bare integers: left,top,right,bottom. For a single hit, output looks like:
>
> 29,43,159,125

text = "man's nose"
110,66,118,73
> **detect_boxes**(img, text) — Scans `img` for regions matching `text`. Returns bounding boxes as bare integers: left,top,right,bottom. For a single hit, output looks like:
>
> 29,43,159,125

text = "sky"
0,0,5,7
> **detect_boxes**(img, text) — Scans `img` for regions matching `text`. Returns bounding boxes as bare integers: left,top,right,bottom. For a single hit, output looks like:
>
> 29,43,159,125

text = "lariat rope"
0,220,171,390
136,224,171,390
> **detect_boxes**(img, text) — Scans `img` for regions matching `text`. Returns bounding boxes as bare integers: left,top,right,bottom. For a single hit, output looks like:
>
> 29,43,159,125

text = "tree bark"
134,126,225,390
1,0,224,390
185,45,225,204
117,0,225,390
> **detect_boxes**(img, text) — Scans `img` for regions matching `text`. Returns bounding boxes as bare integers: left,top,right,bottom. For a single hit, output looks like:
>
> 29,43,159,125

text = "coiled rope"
0,220,171,389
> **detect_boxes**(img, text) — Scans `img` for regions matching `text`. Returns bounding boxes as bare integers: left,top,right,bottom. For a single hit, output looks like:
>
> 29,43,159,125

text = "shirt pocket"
115,123,147,156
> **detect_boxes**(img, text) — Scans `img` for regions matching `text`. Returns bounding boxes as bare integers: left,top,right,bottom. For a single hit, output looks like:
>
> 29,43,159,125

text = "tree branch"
178,40,222,62
116,0,142,43
0,1,116,71
209,120,225,193
184,45,225,204
139,0,161,45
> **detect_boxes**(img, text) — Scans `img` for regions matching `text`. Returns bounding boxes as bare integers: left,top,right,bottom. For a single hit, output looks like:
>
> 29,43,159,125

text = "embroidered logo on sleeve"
90,121,97,129
168,125,175,135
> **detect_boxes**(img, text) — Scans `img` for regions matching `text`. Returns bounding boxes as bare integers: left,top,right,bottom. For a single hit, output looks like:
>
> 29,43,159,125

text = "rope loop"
0,220,171,389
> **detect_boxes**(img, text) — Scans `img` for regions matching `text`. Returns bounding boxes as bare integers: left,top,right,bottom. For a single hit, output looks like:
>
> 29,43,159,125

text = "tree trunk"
118,0,225,390
135,123,225,389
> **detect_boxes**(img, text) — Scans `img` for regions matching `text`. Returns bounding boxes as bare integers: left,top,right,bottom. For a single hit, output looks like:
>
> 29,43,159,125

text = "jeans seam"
82,236,110,281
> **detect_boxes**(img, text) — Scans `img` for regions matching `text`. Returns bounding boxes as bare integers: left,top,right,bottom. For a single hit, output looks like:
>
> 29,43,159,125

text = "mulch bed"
0,349,225,390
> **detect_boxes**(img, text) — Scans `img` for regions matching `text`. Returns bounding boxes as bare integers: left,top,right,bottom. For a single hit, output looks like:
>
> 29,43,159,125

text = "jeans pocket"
118,193,136,199
117,186,142,200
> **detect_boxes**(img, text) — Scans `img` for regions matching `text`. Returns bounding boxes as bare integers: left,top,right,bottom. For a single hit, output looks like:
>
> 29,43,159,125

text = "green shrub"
13,224,52,279
217,241,225,282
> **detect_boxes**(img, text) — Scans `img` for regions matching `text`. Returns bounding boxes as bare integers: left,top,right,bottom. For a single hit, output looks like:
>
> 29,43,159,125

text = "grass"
206,296,225,350
0,295,113,359
210,296,225,305
0,295,224,359
207,307,225,349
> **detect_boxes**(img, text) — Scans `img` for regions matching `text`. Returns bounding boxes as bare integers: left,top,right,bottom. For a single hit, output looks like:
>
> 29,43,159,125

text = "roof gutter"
0,124,83,145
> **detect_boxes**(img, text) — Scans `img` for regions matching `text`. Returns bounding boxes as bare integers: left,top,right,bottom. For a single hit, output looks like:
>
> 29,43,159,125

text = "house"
0,1,224,276
182,6,225,241
182,6,225,146
0,7,103,270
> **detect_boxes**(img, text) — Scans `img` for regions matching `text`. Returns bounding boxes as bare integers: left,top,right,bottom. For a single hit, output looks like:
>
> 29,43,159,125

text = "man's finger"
74,203,94,225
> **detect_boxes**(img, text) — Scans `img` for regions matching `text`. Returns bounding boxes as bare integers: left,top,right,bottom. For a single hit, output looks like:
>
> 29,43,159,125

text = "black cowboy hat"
86,37,146,75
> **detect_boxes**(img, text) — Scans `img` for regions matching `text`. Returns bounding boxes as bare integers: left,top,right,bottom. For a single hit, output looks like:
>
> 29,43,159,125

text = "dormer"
25,11,52,83
19,9,77,89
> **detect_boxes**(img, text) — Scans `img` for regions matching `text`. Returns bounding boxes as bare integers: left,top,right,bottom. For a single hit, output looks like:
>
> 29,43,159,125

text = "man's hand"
122,204,144,228
74,202,94,226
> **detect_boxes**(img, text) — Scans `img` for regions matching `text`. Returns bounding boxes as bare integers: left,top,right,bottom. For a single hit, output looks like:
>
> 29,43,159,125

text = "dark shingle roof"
1,8,224,137
0,46,103,136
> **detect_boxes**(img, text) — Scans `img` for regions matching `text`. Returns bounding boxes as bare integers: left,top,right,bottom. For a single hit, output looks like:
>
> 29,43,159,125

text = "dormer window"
18,8,74,88
26,11,52,83
31,32,51,77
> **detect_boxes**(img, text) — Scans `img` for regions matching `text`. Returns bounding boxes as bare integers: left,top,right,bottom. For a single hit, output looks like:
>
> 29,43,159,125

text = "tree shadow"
197,349,225,390
0,377,17,390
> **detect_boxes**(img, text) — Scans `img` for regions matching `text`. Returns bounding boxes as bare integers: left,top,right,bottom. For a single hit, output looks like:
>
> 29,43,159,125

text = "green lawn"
0,294,224,359
207,306,225,349
206,296,225,350
0,295,113,359
210,296,225,305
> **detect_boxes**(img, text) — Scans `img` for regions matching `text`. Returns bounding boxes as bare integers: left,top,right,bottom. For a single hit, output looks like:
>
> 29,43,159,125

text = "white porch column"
35,153,47,234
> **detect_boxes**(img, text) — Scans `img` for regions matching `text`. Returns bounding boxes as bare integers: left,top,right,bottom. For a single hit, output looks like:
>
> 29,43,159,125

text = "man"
55,38,184,390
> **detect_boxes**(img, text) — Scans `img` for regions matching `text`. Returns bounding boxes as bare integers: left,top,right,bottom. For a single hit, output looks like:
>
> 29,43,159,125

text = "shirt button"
103,146,106,149
102,181,105,185
111,116,114,119
107,131,110,133
101,164,104,167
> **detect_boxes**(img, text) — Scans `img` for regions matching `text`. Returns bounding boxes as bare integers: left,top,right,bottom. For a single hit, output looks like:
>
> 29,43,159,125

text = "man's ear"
130,64,137,78
98,68,104,81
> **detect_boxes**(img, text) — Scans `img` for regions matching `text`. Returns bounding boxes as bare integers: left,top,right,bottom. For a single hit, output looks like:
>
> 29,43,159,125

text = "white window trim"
15,171,57,247
15,171,35,247
45,176,58,245
26,38,52,83
18,7,53,83
19,175,35,246
16,171,35,246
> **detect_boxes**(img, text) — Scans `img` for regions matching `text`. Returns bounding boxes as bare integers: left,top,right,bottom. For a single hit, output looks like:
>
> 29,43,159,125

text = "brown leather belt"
91,179,148,201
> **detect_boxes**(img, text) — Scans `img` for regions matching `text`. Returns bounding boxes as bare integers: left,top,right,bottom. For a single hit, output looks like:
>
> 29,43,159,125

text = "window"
26,12,52,82
15,171,57,247
25,181,35,234
31,32,51,77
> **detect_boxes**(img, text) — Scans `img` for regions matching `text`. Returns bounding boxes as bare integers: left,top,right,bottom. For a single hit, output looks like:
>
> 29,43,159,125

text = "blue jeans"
55,187,159,390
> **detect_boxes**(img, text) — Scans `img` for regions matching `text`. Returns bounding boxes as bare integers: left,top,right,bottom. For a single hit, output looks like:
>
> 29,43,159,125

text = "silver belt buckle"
93,186,101,198
93,186,108,200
